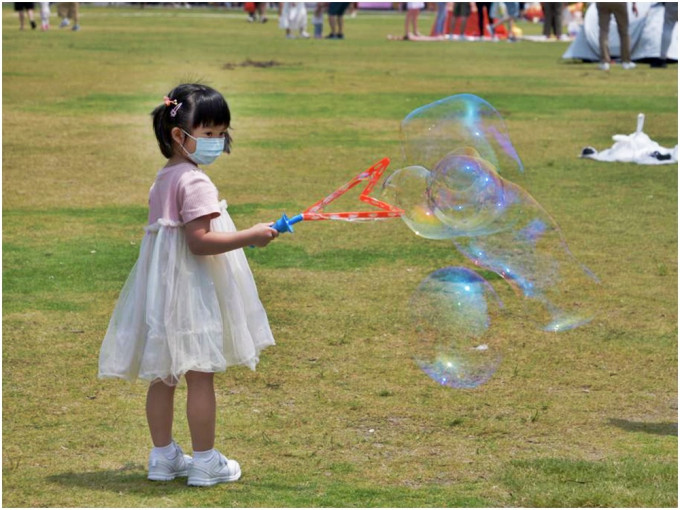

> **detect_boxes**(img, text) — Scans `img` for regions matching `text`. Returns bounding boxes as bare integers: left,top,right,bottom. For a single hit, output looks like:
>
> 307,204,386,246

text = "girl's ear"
170,127,185,147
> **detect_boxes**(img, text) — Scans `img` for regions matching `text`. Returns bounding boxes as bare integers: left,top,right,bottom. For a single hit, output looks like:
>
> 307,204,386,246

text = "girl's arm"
185,215,278,256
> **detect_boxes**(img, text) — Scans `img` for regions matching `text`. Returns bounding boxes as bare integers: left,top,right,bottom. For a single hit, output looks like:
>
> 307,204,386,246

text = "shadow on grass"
608,418,678,437
46,464,191,495
46,468,489,506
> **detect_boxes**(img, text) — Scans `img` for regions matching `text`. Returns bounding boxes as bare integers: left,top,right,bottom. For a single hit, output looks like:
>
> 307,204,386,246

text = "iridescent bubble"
429,148,511,236
451,183,599,332
381,149,513,239
381,165,455,240
400,94,524,180
410,267,502,389
385,93,599,333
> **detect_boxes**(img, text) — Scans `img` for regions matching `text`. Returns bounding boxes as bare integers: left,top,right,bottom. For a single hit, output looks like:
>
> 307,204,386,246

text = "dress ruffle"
99,200,275,384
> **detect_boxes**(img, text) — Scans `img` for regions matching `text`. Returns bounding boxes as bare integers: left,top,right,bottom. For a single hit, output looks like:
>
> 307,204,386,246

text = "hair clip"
170,102,183,118
163,96,182,117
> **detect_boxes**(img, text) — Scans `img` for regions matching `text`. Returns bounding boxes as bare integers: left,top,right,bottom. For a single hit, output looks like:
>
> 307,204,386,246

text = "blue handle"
273,213,303,234
251,213,303,248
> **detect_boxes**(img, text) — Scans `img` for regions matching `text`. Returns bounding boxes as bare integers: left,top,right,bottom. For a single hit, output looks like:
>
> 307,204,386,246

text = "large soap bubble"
384,93,599,333
381,165,455,240
382,148,513,240
410,267,503,389
400,94,524,181
429,148,512,236
452,195,599,332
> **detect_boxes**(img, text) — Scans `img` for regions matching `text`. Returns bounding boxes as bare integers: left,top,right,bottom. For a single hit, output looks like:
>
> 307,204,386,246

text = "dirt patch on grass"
223,58,300,70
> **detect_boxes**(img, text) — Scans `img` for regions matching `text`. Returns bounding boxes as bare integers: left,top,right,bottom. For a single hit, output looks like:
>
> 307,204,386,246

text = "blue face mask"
181,130,226,166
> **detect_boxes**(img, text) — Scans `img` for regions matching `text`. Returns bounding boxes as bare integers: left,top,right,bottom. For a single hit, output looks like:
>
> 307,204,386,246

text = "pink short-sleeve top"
148,162,221,225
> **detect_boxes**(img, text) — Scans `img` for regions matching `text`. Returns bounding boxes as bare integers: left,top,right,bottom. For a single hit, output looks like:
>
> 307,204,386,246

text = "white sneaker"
598,62,610,71
188,450,241,487
622,61,636,70
148,443,192,481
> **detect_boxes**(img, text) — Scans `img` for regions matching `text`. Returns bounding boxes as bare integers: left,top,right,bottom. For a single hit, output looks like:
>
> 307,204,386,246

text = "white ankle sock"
192,448,216,462
152,441,178,460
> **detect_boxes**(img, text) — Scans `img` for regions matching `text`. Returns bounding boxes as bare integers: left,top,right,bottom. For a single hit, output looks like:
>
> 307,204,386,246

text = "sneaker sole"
148,470,188,481
187,468,241,487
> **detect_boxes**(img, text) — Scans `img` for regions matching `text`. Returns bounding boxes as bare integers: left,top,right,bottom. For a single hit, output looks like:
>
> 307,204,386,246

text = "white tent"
563,2,677,62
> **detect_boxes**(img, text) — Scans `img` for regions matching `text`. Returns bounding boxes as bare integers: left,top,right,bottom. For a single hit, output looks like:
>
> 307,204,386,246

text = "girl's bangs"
192,92,231,128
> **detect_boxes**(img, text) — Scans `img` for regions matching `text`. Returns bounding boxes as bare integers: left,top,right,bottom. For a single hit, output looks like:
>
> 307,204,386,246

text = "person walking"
15,3,37,30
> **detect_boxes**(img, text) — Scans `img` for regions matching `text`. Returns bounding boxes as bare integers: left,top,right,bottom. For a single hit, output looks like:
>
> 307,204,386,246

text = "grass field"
2,3,678,507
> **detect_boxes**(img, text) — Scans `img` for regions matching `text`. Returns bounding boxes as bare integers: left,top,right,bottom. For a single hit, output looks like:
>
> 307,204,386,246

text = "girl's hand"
249,223,279,247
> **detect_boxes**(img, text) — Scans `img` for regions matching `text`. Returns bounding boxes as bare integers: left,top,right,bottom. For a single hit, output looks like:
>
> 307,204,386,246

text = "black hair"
151,83,232,159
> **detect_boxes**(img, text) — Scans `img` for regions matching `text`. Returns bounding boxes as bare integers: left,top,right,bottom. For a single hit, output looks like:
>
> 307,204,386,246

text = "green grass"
2,4,678,507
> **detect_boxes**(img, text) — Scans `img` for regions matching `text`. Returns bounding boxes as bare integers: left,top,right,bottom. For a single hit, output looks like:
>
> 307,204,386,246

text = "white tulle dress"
99,163,275,385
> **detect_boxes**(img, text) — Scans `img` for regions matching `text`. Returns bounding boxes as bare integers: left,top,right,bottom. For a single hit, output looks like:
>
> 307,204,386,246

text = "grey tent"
563,2,677,62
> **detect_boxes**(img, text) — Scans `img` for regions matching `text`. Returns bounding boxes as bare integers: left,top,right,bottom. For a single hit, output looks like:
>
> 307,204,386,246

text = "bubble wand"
272,157,404,234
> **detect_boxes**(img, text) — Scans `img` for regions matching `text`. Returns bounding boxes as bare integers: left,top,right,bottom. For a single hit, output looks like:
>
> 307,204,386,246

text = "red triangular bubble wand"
272,157,403,234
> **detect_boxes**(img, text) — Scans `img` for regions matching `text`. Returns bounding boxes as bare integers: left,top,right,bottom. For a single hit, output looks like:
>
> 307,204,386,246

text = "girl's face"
170,123,229,160
179,123,229,154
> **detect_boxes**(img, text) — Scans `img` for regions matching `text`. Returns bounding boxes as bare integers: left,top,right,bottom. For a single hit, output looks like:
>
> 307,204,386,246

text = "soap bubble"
410,267,503,389
381,148,513,240
452,191,599,332
384,93,599,333
381,165,455,240
429,148,511,236
400,94,524,181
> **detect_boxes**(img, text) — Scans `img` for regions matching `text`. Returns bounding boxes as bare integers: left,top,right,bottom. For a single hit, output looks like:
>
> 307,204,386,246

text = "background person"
58,2,80,31
15,3,37,30
452,2,475,39
541,2,564,39
475,2,493,39
326,2,350,39
651,2,678,68
596,2,638,71
404,2,425,39
279,2,309,38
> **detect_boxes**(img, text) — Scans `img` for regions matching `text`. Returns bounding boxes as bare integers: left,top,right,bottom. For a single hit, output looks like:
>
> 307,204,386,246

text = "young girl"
99,83,278,487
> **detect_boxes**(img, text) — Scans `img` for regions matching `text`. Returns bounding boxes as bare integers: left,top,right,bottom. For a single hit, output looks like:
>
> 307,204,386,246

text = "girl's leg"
146,380,176,447
185,371,216,452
